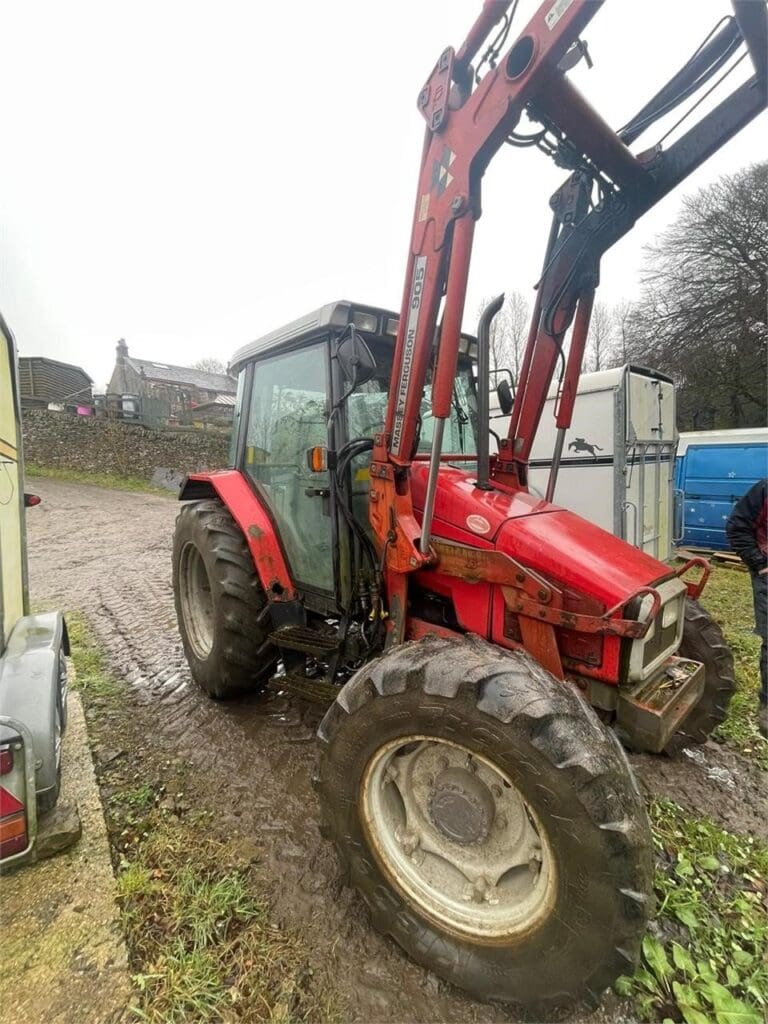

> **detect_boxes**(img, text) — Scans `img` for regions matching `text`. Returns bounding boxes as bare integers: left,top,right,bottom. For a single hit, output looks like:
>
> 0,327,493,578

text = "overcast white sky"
1,0,765,391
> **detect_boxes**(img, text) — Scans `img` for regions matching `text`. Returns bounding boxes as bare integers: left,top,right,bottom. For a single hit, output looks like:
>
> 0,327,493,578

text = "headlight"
352,311,378,333
637,594,656,640
662,599,680,629
626,578,688,682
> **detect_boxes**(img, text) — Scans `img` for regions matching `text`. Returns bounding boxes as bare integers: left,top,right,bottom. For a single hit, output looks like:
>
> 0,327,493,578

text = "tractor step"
268,625,340,655
617,656,705,753
268,671,338,704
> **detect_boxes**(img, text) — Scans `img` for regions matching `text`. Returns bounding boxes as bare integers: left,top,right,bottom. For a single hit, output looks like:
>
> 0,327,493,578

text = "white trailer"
492,365,677,560
1,314,68,867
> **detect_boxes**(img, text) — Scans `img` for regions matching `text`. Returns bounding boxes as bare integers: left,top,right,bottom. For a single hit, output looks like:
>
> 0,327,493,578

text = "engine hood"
410,462,554,541
410,462,672,607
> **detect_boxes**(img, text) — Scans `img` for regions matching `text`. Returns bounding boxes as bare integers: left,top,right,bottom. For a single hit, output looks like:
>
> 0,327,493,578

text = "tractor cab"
226,301,480,616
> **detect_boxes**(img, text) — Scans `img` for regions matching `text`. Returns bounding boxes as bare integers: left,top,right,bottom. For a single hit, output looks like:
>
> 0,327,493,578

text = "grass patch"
67,612,122,699
116,815,337,1023
696,566,767,767
619,798,767,1023
111,783,155,812
26,463,173,496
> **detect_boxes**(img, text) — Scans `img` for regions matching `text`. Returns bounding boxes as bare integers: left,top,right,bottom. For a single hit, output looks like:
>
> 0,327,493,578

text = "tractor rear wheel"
669,598,735,749
316,635,653,1013
172,499,276,699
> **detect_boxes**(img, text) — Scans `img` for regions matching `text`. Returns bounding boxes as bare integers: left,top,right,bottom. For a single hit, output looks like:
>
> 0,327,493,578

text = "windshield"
347,340,478,457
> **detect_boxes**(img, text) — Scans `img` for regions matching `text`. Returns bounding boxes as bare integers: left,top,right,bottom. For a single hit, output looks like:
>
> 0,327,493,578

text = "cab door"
241,341,335,595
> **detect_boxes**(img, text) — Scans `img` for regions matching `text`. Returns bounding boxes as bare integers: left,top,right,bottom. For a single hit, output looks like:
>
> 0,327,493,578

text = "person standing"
725,477,768,738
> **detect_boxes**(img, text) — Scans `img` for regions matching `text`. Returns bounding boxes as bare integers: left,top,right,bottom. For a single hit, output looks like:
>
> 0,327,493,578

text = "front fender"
179,470,296,601
0,612,67,797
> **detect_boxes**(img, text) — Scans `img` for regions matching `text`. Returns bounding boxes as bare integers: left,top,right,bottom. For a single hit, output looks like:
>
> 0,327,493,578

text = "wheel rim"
361,736,555,940
179,542,215,659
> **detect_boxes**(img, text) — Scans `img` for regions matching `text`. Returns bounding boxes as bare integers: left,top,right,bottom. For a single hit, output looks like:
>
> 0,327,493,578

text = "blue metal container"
675,430,768,550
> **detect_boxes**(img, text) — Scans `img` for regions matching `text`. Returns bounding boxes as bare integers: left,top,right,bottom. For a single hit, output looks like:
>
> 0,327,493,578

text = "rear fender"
180,471,297,601
0,612,66,800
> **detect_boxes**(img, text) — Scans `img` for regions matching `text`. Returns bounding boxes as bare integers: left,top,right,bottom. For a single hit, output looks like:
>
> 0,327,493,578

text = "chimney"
116,338,128,364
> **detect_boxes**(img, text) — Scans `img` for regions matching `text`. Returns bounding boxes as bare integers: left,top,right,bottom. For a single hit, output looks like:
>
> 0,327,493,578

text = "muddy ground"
27,478,767,1023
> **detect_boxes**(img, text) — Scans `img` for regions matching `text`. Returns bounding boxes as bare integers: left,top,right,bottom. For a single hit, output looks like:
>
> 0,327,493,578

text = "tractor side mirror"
496,378,514,416
337,329,377,388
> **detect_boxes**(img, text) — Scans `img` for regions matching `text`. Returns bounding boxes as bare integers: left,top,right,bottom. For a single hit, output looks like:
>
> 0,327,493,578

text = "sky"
1,0,765,392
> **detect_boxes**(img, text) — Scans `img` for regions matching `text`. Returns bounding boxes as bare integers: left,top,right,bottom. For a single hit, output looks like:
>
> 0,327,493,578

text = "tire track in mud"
25,478,767,1022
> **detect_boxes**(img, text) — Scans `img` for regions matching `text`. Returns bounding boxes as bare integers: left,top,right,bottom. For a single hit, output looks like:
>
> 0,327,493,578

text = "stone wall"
22,409,231,480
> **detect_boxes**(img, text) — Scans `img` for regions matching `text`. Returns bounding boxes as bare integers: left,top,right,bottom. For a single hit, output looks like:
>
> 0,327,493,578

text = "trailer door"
623,371,676,560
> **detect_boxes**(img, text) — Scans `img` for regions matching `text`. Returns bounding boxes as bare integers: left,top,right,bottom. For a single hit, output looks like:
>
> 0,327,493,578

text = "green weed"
67,613,122,699
132,940,226,1023
112,783,155,811
618,798,767,1023
116,862,159,901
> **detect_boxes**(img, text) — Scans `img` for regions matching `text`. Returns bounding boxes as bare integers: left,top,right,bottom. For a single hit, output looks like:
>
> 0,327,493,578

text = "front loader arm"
370,0,766,607
371,0,611,571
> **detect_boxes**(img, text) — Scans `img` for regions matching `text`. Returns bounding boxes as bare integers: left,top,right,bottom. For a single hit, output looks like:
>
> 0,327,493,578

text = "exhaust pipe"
476,293,505,491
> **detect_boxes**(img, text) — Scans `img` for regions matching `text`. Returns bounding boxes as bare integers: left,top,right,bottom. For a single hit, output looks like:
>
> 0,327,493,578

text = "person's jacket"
726,477,768,574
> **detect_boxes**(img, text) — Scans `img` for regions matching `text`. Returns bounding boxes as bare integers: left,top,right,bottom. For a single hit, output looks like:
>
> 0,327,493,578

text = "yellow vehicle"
0,313,68,866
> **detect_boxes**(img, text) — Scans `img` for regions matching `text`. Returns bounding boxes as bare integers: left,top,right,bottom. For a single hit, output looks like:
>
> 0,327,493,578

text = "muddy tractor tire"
172,499,276,700
670,598,736,749
316,635,653,1014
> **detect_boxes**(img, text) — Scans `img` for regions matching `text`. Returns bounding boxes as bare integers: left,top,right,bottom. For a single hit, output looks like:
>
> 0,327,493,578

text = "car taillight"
0,747,12,774
24,493,41,507
0,810,28,858
0,787,27,859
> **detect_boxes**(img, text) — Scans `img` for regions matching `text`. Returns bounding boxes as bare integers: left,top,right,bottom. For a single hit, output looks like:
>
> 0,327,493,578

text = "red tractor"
172,0,766,1012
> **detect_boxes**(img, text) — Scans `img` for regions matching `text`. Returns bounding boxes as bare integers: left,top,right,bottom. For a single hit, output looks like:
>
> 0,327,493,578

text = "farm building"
18,356,94,411
107,339,236,423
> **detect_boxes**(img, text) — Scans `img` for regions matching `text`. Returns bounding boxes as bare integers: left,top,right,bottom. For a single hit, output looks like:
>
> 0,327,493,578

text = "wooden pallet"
675,547,747,570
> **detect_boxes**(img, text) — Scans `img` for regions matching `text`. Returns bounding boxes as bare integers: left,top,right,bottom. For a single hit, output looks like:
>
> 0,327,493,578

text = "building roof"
204,393,236,406
188,394,236,421
18,356,94,405
126,357,236,394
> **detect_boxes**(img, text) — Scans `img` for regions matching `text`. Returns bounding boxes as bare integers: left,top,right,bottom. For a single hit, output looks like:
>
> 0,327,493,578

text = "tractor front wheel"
670,598,735,749
316,635,653,1013
172,499,276,699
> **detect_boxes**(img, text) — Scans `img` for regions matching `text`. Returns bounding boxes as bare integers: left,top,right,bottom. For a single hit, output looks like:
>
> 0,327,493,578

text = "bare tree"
585,300,615,372
193,357,227,375
623,162,767,429
505,290,530,382
611,299,635,367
